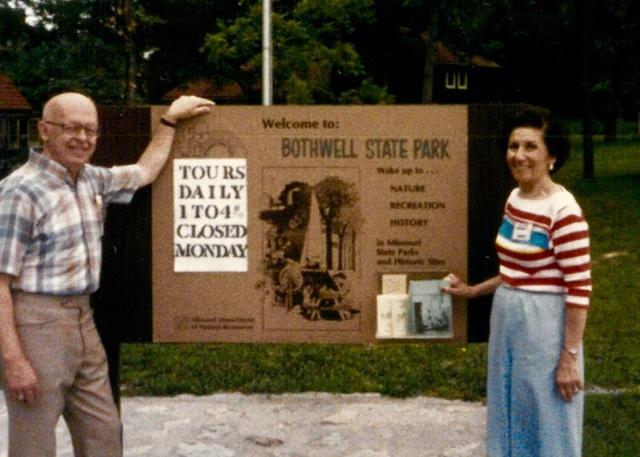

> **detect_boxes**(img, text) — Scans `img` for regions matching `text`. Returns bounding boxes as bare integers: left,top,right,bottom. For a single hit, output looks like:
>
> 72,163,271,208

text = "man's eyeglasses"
43,121,101,138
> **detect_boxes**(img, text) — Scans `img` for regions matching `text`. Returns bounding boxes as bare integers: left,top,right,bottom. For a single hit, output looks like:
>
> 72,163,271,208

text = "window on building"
445,70,469,90
0,117,25,151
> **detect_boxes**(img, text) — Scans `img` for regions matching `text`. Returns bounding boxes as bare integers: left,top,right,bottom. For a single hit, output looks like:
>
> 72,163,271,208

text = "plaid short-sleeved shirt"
0,149,141,295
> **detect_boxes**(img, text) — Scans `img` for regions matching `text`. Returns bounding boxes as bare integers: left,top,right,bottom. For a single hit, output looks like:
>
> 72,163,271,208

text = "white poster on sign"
173,158,248,272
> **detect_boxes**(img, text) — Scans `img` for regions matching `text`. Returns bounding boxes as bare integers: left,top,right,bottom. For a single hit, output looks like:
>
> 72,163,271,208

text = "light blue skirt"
487,285,584,457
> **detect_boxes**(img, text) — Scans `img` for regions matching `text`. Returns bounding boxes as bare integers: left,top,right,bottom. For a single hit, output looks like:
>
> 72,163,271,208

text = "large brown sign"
151,106,468,343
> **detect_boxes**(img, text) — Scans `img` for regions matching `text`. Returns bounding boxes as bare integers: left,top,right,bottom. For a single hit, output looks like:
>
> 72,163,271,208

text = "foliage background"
2,0,639,124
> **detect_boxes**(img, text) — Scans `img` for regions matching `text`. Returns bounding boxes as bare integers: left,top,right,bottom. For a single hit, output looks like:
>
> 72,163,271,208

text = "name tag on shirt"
512,222,533,242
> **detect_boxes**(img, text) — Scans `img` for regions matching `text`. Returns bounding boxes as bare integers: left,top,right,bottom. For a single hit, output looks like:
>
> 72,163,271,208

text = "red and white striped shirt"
495,187,592,309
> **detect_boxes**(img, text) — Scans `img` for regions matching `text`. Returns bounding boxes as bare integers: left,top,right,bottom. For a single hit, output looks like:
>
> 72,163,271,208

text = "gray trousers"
2,292,122,457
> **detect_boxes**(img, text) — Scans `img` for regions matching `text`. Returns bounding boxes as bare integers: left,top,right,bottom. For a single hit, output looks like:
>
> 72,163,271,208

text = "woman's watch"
562,345,579,357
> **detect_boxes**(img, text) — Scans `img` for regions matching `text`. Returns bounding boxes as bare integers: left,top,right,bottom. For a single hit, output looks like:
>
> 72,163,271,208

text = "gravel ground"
0,392,487,456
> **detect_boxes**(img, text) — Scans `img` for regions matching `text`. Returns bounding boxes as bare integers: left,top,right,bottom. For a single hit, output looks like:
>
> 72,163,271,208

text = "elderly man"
0,92,214,456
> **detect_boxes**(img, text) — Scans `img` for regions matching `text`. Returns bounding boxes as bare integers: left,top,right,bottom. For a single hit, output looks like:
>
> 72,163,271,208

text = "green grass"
121,342,487,400
556,136,640,455
584,393,640,457
121,134,640,456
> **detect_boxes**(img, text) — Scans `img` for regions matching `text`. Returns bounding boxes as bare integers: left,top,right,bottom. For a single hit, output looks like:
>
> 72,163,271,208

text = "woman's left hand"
556,350,583,402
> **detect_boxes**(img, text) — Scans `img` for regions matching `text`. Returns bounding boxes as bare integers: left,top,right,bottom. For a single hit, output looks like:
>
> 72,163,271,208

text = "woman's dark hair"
503,104,571,173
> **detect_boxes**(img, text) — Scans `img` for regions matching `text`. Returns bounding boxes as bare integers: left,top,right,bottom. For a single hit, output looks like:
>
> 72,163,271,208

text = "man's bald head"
42,92,97,122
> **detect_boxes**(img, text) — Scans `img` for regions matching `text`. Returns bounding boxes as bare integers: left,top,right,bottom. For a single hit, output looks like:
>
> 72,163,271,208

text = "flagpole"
263,0,273,105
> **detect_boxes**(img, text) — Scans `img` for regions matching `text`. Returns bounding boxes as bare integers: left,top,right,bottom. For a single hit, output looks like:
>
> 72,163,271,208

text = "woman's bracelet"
562,345,579,358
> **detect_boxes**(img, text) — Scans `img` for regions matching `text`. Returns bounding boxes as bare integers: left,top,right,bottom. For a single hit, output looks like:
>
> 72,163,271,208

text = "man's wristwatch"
161,116,177,128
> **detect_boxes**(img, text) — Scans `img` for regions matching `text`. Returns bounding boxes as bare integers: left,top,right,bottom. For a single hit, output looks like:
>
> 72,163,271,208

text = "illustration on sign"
257,167,361,323
174,121,247,158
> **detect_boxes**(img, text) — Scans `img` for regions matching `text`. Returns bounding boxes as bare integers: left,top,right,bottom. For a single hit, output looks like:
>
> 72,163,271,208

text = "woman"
444,105,591,456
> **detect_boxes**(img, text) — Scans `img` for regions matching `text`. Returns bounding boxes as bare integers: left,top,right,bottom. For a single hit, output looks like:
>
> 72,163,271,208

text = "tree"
398,0,444,103
0,0,251,104
6,35,126,106
117,0,137,104
314,176,358,270
0,4,32,71
0,0,127,106
135,0,246,102
584,0,640,139
334,203,361,270
202,0,394,104
0,4,30,63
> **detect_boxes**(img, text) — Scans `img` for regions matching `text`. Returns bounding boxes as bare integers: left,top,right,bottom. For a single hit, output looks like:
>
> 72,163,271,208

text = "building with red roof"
0,74,32,111
431,42,503,104
0,74,32,176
